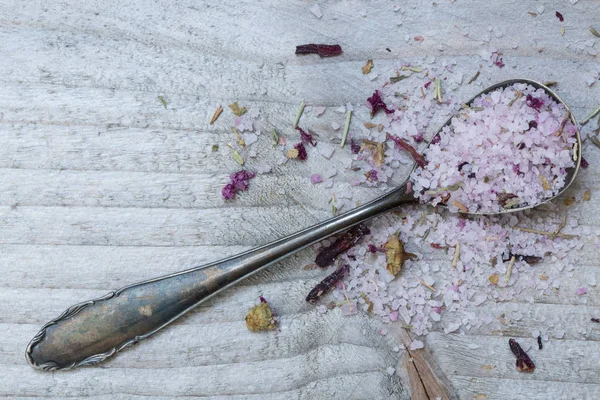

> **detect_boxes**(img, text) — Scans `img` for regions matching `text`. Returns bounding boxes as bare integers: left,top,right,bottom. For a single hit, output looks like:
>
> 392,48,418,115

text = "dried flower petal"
509,339,535,372
295,43,343,57
387,134,427,167
221,170,256,200
555,11,564,22
310,174,323,184
296,126,317,146
245,298,277,332
294,142,308,160
366,90,394,117
315,225,370,268
350,138,361,154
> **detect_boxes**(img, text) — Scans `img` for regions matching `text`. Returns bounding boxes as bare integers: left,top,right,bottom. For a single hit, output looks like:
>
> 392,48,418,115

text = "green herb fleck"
228,147,244,165
390,75,409,83
581,105,600,125
293,100,305,128
467,71,480,84
340,110,352,148
211,144,219,152
434,78,442,103
158,96,168,109
271,128,279,147
229,102,247,116
543,81,558,87
590,27,600,38
401,66,423,73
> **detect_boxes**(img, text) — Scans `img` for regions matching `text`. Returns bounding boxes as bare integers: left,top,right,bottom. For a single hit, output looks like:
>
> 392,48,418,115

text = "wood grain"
1,0,599,398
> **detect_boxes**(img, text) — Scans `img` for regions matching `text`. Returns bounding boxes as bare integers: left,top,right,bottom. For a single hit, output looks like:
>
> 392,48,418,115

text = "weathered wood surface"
1,0,599,398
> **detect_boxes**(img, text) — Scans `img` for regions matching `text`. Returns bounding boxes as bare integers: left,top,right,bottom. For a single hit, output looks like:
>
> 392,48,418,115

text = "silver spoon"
26,79,581,370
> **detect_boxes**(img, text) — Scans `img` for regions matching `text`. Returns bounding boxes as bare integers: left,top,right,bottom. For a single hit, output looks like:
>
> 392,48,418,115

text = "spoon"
26,79,581,370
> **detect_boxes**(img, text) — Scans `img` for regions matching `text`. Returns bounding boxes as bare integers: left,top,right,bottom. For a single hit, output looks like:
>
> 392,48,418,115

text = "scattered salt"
309,4,322,19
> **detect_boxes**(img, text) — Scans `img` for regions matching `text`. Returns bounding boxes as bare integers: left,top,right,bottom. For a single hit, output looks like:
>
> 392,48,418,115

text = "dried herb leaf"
452,199,468,213
211,144,219,152
362,59,374,74
229,102,247,116
390,75,409,83
583,189,591,201
340,110,352,148
271,129,279,147
538,174,551,191
360,292,374,312
563,197,576,206
590,27,600,38
293,100,305,128
231,149,244,165
209,105,223,125
468,71,480,84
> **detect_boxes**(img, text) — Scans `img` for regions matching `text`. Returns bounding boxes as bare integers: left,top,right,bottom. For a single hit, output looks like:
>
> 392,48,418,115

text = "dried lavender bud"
555,11,564,22
315,224,370,268
509,338,535,372
306,264,350,303
592,318,600,323
537,335,543,350
295,44,343,58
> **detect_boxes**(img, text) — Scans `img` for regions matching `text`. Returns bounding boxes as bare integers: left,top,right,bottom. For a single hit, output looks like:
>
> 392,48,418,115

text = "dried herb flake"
362,59,374,74
229,102,247,116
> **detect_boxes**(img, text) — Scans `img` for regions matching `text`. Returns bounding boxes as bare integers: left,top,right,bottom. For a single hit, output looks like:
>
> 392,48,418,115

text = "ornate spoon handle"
27,183,413,370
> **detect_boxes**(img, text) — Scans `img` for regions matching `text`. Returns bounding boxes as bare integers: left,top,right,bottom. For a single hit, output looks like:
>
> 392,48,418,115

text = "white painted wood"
1,0,599,398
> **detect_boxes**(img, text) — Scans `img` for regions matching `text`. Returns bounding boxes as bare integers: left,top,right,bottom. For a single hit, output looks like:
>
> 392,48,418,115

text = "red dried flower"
221,170,256,200
581,156,589,168
424,81,432,89
556,11,564,22
350,138,361,154
366,90,394,117
525,94,544,111
296,126,317,146
294,142,307,160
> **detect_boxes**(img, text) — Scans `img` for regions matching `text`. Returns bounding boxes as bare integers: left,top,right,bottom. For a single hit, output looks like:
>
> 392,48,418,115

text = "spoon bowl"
26,78,581,370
